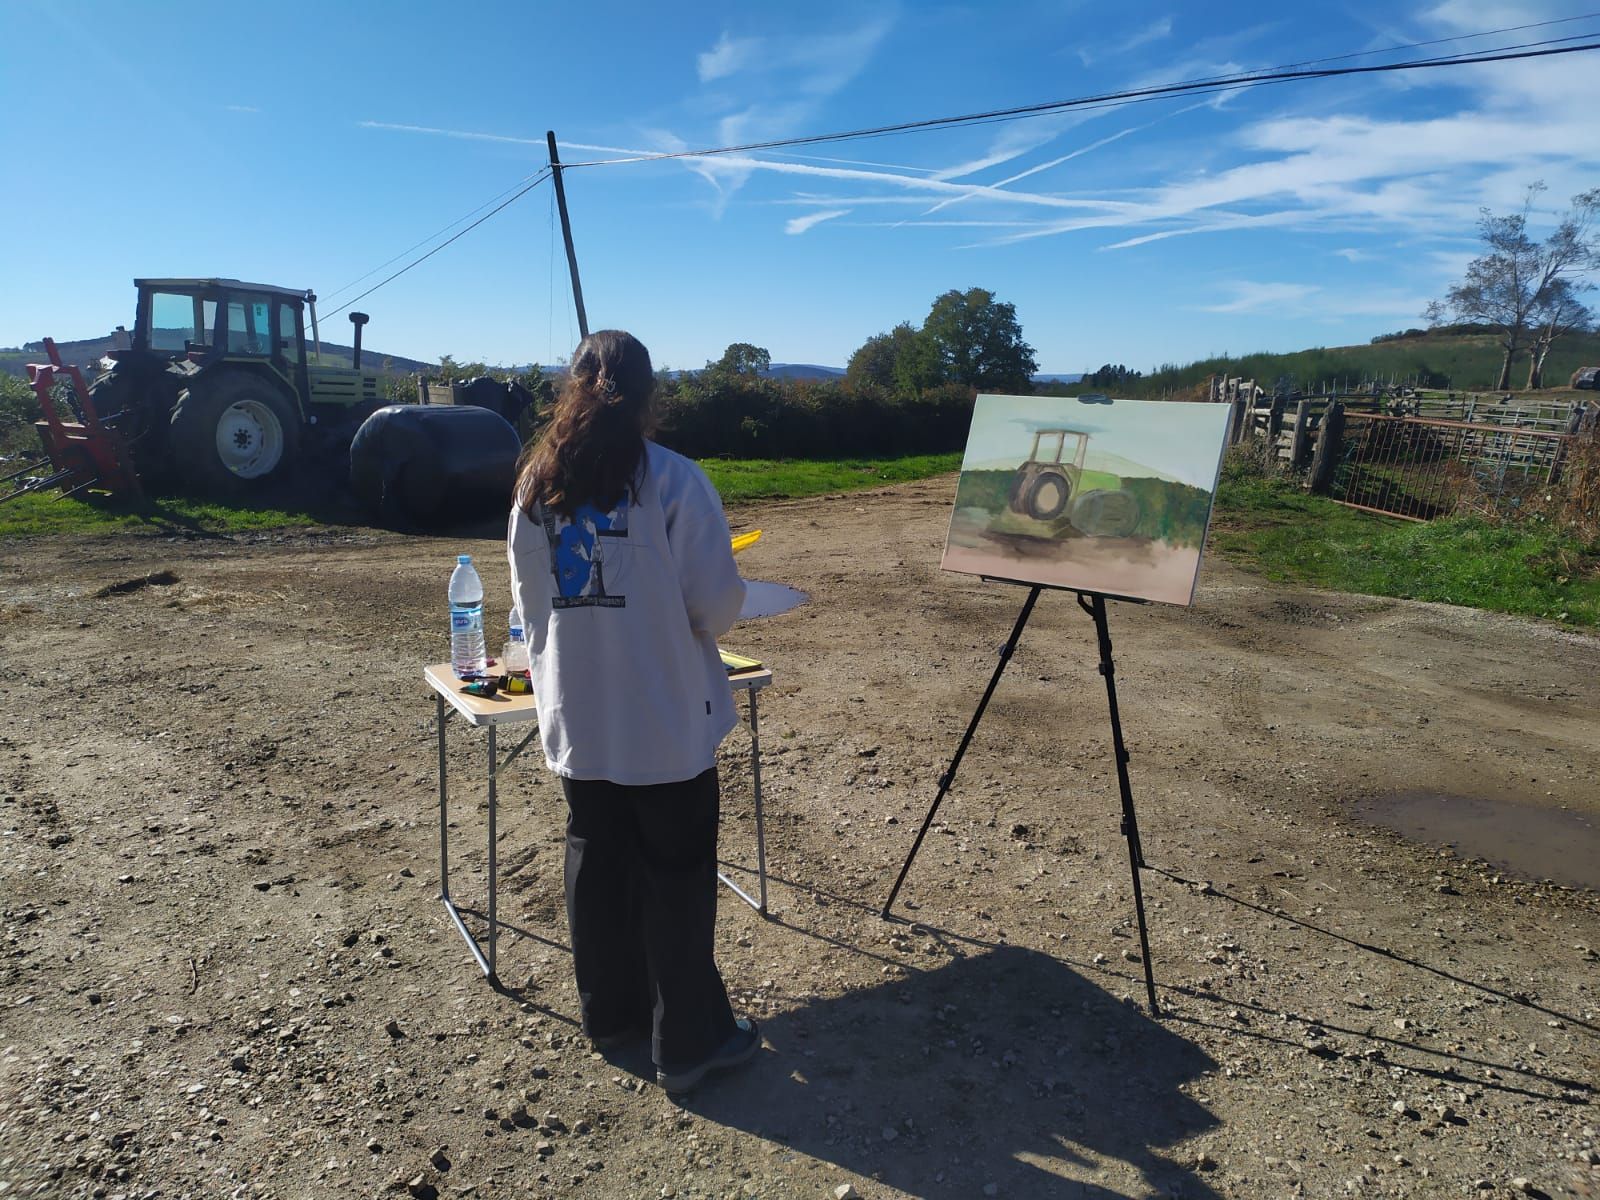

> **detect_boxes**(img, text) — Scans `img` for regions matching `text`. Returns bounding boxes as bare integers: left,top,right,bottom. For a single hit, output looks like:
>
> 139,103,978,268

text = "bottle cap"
457,554,472,564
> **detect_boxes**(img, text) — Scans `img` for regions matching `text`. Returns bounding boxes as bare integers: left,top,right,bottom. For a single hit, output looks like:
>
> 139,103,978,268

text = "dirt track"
2,476,1598,1200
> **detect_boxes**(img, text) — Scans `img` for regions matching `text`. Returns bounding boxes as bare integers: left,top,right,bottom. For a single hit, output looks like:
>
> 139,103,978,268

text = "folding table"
424,661,774,984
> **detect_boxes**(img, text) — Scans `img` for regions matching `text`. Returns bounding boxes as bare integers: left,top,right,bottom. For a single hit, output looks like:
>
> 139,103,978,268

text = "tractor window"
276,303,300,364
149,292,203,351
225,295,274,355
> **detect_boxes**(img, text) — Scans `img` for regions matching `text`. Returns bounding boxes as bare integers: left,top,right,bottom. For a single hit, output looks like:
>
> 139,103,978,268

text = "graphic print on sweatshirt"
540,498,629,609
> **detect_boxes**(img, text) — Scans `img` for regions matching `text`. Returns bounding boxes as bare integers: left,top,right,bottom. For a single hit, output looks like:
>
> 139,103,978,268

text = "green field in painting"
953,469,1215,547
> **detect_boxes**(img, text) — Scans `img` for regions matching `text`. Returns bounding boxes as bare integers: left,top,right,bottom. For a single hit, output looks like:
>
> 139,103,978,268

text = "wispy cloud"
785,209,849,235
1198,282,1319,314
1076,16,1174,65
360,120,543,147
225,104,260,114
698,32,762,82
1198,280,1433,319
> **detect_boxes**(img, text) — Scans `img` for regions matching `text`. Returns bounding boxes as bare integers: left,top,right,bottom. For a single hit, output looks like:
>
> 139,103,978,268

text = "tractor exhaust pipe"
306,291,322,361
349,312,370,370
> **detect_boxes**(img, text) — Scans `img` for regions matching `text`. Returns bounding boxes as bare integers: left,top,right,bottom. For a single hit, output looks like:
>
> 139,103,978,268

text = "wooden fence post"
1267,393,1288,445
1308,401,1345,494
1229,398,1247,444
1289,398,1312,467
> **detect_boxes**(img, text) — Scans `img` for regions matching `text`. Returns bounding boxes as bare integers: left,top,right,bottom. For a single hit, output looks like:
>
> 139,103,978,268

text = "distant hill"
1066,330,1600,399
0,335,433,379
764,363,845,381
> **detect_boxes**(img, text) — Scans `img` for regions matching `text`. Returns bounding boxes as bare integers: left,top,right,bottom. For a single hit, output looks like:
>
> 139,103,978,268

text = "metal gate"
1331,414,1571,521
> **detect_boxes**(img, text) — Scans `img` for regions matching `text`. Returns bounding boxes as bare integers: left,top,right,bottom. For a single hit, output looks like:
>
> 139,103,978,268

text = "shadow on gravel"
674,943,1222,1199
1150,866,1599,1038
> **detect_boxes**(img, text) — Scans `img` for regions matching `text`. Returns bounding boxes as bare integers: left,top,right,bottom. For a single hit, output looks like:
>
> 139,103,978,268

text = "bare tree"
1428,184,1600,390
1527,277,1594,390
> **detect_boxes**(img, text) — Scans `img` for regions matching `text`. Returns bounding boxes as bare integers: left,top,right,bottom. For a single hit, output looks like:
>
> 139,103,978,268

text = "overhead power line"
321,169,550,305
561,39,1600,169
320,169,552,319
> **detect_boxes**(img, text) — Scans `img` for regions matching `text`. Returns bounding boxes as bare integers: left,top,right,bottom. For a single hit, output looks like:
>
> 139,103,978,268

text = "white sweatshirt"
506,440,747,785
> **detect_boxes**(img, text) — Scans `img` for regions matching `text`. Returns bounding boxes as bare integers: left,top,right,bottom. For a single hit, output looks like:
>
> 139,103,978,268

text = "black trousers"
561,767,736,1068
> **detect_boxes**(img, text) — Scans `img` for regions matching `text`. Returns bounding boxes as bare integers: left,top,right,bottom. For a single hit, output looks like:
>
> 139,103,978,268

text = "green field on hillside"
1056,330,1600,398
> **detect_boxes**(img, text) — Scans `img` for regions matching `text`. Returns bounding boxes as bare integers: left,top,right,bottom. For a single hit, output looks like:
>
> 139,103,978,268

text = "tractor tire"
169,375,300,497
1007,467,1031,514
1023,469,1072,521
1069,488,1141,538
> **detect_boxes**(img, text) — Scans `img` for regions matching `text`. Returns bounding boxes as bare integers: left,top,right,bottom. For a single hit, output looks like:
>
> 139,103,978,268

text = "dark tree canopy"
921,287,1038,392
708,342,771,378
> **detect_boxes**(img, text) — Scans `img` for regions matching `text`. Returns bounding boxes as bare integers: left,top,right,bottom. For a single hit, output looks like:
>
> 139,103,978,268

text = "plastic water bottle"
448,555,487,678
505,608,529,676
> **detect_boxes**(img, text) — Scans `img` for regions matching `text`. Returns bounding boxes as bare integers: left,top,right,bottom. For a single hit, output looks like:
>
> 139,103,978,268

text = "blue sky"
2,1,1597,374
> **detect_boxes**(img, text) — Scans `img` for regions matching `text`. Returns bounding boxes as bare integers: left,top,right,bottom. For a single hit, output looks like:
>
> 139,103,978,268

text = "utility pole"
547,130,589,341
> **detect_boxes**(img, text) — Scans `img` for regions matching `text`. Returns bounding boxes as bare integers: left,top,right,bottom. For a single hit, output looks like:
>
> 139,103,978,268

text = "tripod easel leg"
882,585,1042,918
1079,591,1160,1017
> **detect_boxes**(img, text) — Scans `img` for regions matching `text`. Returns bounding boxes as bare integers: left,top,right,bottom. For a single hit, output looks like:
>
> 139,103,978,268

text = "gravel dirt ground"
2,476,1598,1200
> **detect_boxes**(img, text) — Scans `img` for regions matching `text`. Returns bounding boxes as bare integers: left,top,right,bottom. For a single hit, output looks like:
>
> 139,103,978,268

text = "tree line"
412,287,1039,460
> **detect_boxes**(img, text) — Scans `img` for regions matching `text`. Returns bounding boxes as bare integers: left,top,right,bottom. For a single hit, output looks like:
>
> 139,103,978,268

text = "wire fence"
1329,414,1577,521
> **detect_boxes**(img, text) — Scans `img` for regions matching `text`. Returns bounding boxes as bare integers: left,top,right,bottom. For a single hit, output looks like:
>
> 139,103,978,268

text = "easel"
881,581,1161,1016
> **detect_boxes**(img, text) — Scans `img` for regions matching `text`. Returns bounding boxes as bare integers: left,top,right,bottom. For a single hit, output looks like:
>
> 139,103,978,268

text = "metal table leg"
487,724,498,980
437,695,449,901
718,685,770,917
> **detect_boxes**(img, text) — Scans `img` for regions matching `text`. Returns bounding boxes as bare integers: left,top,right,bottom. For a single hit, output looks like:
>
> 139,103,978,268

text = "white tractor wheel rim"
215,398,284,479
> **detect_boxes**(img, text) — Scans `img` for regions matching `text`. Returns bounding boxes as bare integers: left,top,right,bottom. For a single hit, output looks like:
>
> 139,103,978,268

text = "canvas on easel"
941,394,1232,606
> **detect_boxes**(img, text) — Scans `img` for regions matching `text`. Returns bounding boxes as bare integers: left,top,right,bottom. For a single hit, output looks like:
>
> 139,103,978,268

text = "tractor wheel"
169,375,300,497
1007,467,1032,514
1023,469,1072,521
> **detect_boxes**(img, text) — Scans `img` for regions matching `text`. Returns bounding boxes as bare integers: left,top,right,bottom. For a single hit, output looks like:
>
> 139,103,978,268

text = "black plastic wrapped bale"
349,404,521,526
448,376,536,427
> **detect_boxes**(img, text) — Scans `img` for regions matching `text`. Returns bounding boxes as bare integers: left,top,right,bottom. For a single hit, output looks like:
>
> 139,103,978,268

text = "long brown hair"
515,330,656,517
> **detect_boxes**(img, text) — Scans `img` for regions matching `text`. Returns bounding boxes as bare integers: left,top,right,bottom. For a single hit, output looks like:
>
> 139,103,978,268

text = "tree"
1084,362,1143,389
1527,278,1594,390
708,342,771,378
1427,184,1600,390
845,322,942,397
844,329,899,393
920,287,1038,392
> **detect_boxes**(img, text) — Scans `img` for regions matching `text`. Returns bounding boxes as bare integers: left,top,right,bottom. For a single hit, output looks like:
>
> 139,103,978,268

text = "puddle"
1358,790,1600,890
739,580,808,620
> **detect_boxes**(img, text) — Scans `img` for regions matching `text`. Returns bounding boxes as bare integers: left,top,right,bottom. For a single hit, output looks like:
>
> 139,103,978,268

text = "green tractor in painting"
34,278,384,499
1007,428,1141,537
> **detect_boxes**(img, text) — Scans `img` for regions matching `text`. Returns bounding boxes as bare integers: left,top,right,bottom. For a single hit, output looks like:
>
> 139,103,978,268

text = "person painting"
506,329,759,1093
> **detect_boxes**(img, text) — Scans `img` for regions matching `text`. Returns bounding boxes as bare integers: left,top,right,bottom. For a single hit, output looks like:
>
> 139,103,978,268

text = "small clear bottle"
504,607,529,676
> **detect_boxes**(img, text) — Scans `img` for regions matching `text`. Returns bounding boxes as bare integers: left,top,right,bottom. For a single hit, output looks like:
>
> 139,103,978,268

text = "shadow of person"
671,944,1222,1199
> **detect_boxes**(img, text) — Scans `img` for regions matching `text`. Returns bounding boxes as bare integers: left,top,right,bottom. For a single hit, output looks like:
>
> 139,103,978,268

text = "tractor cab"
1024,428,1090,472
130,278,314,401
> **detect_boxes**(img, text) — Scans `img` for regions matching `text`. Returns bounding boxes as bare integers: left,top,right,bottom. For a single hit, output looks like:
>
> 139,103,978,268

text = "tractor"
1006,428,1141,538
10,278,384,501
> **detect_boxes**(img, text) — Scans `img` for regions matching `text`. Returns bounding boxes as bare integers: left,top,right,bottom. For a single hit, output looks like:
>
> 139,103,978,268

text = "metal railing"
1330,414,1572,521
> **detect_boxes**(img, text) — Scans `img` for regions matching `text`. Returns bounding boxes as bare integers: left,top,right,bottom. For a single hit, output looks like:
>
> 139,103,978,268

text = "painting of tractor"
1006,428,1141,538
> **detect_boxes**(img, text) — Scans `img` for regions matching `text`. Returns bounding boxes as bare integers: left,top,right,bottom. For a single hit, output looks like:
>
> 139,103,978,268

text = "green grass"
0,492,332,539
699,453,963,502
1212,474,1600,625
0,453,966,538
